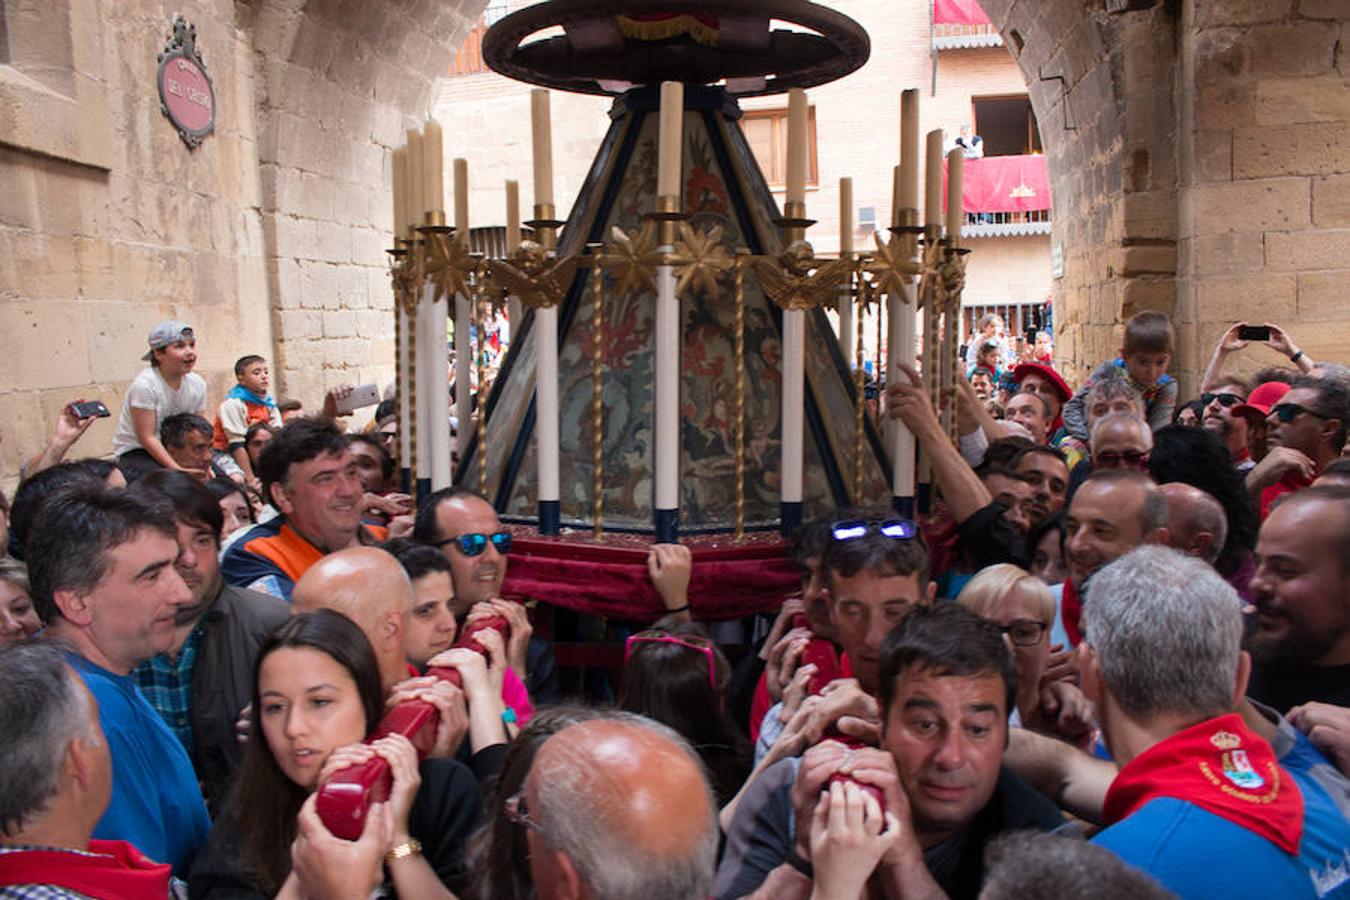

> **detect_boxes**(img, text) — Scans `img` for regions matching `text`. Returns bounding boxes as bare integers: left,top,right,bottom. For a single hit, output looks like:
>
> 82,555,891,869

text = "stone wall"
983,0,1350,392
0,0,483,488
1174,0,1350,385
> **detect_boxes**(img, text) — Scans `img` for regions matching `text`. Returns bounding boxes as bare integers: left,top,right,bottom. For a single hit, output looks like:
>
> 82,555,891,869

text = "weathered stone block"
1187,178,1310,236
1233,122,1350,178
1192,232,1266,275
1265,228,1350,270
1196,274,1297,323
1246,22,1340,77
1297,271,1350,320
1255,76,1350,126
1313,174,1350,226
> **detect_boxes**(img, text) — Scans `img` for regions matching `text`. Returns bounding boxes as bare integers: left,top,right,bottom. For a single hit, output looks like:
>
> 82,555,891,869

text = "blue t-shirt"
1281,729,1350,899
69,654,210,876
1093,797,1317,899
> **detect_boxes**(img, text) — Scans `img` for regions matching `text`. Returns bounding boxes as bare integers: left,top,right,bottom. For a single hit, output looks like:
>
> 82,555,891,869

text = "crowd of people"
0,312,1348,900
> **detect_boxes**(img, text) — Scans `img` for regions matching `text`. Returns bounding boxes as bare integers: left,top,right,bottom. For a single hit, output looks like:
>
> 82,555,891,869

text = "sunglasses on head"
624,630,717,685
831,518,919,542
435,530,513,557
1201,392,1243,408
1270,403,1328,424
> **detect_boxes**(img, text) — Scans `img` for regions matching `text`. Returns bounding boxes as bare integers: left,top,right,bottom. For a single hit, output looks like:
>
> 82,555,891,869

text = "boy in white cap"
112,320,208,481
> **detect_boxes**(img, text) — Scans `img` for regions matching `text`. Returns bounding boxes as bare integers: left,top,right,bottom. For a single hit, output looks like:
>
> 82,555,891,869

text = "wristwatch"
386,838,423,862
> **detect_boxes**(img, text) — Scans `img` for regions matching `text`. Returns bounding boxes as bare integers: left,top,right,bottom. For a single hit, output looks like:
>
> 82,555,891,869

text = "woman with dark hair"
1026,510,1067,586
1148,424,1260,596
190,610,480,898
205,476,256,539
617,619,750,806
463,705,605,900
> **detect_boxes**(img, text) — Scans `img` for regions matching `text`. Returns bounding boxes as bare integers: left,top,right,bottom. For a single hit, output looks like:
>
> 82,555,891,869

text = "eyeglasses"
624,630,717,685
505,790,543,833
434,530,512,557
830,518,918,542
1201,392,1243,408
1270,403,1328,424
1093,450,1150,469
999,619,1047,647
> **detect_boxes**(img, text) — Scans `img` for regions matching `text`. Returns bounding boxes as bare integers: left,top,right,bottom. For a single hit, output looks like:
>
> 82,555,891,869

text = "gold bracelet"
386,838,422,862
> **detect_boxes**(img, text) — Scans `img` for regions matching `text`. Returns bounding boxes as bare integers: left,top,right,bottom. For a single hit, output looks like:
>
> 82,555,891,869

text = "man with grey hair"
0,641,150,893
1082,545,1345,897
1089,414,1153,471
522,715,718,900
1161,482,1229,566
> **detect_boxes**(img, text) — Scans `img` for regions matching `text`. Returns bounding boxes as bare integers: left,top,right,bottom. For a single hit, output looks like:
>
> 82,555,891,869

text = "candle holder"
525,203,565,251
645,193,688,247
774,200,817,246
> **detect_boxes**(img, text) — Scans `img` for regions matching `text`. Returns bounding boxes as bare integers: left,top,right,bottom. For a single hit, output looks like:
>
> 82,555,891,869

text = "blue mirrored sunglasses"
436,530,513,557
830,518,919,542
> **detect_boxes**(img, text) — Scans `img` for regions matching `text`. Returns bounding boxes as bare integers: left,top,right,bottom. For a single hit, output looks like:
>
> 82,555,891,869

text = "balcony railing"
946,154,1051,237
933,23,1003,50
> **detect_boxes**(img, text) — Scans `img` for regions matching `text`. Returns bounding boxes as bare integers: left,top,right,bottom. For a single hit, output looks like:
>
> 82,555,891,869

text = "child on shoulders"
1061,310,1176,441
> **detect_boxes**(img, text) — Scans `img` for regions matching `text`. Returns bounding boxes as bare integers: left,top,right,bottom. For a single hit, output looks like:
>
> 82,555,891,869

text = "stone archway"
238,0,488,402
979,0,1348,389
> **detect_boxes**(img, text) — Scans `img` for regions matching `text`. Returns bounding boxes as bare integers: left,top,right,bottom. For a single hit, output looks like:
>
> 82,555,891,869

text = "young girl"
190,610,481,898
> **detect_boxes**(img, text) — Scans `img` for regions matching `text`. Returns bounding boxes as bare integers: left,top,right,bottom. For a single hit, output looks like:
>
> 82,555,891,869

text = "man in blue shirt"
1080,546,1344,898
26,486,210,876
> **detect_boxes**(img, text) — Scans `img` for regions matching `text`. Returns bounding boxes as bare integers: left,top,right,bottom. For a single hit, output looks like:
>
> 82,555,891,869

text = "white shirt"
112,367,207,456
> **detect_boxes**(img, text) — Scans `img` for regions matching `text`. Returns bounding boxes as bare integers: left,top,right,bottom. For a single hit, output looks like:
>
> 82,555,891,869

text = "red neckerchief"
1062,578,1083,647
1233,446,1251,466
1103,713,1304,855
0,840,172,899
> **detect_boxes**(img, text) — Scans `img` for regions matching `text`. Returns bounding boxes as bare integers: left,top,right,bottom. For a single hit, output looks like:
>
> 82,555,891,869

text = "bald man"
524,716,718,900
290,547,473,761
291,546,415,692
1161,483,1228,566
1089,414,1153,471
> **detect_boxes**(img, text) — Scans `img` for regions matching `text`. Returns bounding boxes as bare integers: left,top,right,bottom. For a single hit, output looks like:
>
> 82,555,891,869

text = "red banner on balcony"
944,154,1051,214
934,0,992,25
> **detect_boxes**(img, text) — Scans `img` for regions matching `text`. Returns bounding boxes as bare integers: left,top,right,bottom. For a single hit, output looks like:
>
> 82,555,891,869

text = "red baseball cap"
1012,362,1072,403
1232,381,1291,420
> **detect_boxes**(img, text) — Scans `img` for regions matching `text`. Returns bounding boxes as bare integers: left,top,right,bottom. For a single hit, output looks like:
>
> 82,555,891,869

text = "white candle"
537,306,560,504
657,81,684,199
505,179,522,328
531,89,554,207
946,148,964,247
925,130,944,230
397,303,411,470
900,89,919,213
785,88,808,205
392,146,407,242
453,158,469,233
428,293,453,490
415,282,433,485
405,128,425,231
838,177,854,357
454,293,472,472
891,290,917,501
782,309,805,504
654,262,679,514
423,120,445,217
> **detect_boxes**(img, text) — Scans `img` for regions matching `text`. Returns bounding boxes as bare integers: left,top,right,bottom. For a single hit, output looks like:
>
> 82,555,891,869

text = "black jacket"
194,583,291,814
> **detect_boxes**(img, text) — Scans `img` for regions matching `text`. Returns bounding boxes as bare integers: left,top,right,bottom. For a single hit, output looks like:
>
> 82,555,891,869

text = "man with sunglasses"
1201,378,1255,471
1248,376,1350,520
414,489,560,704
1089,414,1153,472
